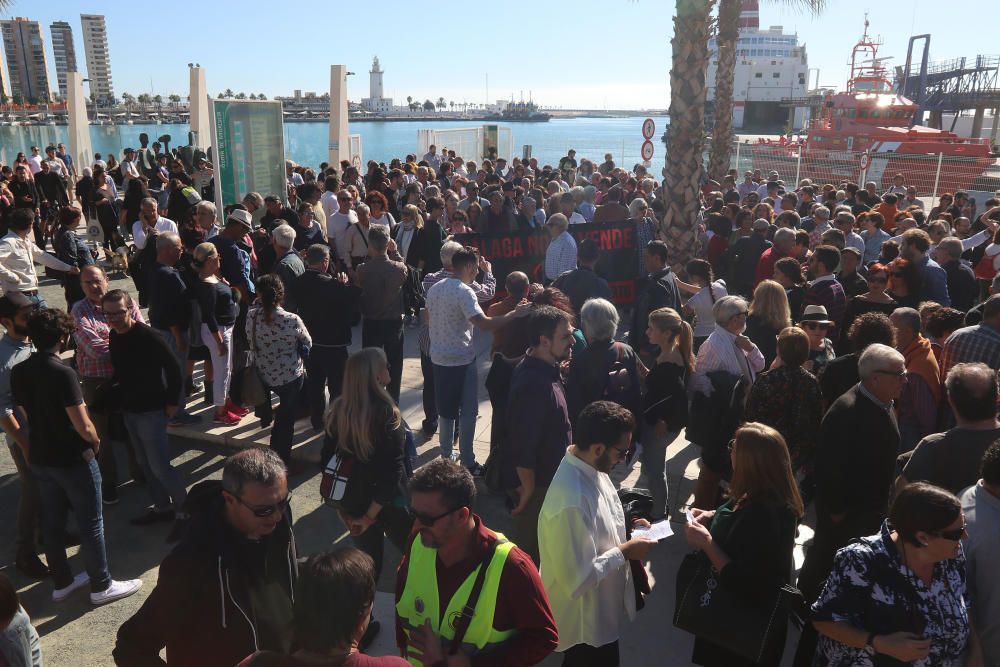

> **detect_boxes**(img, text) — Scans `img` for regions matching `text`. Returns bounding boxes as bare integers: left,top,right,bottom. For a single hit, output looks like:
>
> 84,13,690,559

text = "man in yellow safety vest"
395,458,558,667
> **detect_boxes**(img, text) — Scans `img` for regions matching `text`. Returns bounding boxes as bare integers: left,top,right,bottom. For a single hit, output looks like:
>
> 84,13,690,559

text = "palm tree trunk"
662,0,714,271
708,0,740,181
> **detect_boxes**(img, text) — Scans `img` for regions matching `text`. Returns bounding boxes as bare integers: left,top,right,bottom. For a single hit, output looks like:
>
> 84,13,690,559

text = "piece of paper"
633,520,674,541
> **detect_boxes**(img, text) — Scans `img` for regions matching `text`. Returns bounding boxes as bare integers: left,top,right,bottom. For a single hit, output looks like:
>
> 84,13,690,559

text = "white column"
67,71,93,171
329,65,349,167
189,66,211,151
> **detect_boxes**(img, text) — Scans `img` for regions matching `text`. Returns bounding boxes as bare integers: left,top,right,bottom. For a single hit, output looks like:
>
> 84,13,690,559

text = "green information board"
211,99,286,219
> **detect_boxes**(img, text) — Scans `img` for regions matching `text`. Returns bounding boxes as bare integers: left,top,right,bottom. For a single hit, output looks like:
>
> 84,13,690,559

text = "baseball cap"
226,208,253,230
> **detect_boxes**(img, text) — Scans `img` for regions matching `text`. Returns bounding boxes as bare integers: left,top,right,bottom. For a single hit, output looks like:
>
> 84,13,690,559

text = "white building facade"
80,14,113,103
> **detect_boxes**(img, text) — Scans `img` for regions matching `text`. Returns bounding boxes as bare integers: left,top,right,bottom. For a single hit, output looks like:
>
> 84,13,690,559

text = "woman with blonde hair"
323,348,412,579
745,279,792,367
684,422,803,667
192,242,242,424
642,307,695,520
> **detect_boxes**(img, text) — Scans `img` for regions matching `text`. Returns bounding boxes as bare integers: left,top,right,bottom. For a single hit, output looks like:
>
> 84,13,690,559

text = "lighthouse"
362,56,392,113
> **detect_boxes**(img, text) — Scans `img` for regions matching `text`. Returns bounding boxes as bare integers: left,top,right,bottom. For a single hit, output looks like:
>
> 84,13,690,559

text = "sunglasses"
408,505,465,526
934,524,966,541
609,444,635,466
234,492,292,518
802,322,828,330
874,368,907,379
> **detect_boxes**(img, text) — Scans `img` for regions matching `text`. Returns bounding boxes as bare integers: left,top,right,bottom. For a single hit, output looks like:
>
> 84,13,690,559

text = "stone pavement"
0,271,810,666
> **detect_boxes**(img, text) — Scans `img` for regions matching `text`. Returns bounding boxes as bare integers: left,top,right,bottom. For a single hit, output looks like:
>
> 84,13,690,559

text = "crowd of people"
1,139,999,667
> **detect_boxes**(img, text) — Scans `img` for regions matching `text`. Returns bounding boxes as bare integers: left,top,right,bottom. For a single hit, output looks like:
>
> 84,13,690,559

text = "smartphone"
685,509,695,524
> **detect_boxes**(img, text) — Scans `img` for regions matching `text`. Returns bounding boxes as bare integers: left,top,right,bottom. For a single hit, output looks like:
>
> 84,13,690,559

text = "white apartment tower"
361,56,392,113
0,17,52,101
80,14,113,103
50,21,78,98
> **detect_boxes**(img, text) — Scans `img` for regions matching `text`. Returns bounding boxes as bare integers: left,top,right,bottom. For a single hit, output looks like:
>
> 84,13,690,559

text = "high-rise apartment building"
80,14,113,102
0,17,52,102
50,20,78,98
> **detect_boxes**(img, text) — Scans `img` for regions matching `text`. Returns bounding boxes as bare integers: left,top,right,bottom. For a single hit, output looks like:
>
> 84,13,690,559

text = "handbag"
319,448,356,510
241,310,269,407
673,550,803,662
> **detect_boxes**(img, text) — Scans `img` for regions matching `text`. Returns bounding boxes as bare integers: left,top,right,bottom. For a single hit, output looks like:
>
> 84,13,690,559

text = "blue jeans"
122,409,187,512
30,457,112,592
433,362,479,467
154,328,189,416
258,375,304,463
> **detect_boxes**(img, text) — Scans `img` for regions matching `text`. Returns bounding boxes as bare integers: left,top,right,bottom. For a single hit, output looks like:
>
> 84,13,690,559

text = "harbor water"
0,116,669,172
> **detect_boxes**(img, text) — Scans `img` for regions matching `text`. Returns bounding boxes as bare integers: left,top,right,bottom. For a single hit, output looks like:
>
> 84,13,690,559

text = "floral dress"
811,522,969,666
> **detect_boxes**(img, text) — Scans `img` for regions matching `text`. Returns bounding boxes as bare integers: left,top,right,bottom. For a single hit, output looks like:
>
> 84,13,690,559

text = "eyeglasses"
609,444,635,465
103,308,127,318
934,524,967,541
875,368,907,379
234,492,292,518
408,505,465,526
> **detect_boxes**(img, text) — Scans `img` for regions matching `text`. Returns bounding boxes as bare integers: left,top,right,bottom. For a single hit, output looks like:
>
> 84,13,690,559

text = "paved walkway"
0,273,809,666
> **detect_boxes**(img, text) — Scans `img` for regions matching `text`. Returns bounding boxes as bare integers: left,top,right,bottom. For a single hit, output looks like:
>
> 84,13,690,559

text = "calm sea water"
0,116,669,172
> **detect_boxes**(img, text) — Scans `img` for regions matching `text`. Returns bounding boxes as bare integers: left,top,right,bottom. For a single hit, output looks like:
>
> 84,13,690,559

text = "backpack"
319,447,356,511
401,265,426,311
602,342,641,414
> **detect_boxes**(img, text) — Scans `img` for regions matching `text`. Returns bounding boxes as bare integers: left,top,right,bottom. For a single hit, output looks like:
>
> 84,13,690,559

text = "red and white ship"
750,20,993,193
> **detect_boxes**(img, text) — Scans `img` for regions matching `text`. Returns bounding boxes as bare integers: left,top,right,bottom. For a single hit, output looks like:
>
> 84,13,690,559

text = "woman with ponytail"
674,258,728,350
642,307,694,519
247,274,312,464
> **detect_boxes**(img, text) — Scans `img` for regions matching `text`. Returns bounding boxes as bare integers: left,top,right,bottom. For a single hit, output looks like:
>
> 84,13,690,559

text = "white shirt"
567,211,586,226
686,280,728,338
545,230,577,281
320,190,339,222
131,217,178,250
27,154,42,175
692,325,765,395
120,159,140,185
0,231,73,293
539,449,635,652
426,277,484,366
327,210,358,261
287,172,304,187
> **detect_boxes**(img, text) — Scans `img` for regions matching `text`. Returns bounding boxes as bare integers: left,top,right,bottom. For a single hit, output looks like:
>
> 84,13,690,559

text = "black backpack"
401,266,426,311
602,342,641,415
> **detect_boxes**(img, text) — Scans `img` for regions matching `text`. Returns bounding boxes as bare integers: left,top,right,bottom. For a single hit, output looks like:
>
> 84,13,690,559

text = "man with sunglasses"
539,401,656,667
395,458,558,667
795,343,905,663
115,447,297,667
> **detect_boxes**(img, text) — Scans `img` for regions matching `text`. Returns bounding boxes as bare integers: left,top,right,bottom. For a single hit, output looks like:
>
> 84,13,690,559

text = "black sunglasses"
610,444,635,466
408,505,465,526
234,492,292,518
934,524,966,541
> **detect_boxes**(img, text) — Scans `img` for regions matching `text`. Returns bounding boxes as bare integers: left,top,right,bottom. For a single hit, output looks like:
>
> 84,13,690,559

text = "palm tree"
662,0,713,271
153,94,163,116
406,95,413,108
168,94,181,110
235,92,247,100
223,88,235,99
707,0,826,180
436,96,446,110
137,93,151,113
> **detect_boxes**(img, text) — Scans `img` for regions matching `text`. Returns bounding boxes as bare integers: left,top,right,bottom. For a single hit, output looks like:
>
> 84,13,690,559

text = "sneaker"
466,462,485,477
90,579,142,606
225,400,251,417
130,509,176,526
16,553,49,580
52,572,90,602
213,409,242,426
168,413,202,427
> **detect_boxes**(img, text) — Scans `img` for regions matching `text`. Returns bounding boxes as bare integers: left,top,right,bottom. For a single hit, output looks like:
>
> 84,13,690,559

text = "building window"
773,72,781,78
755,72,763,79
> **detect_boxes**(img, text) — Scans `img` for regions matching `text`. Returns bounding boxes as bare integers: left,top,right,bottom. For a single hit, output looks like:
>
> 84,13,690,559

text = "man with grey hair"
343,202,372,269
242,191,265,215
899,362,1000,494
806,205,832,249
796,343,905,660
544,213,576,283
271,224,305,310
132,197,178,251
149,231,199,425
114,447,297,666
291,244,361,430
754,226,796,288
357,224,408,401
418,239,496,435
937,236,978,311
194,200,219,239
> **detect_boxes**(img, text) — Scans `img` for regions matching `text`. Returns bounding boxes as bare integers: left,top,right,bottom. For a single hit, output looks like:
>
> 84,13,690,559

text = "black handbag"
673,550,803,663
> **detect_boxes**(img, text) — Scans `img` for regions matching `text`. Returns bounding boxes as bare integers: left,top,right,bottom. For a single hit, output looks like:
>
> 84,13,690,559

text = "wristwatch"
864,632,878,656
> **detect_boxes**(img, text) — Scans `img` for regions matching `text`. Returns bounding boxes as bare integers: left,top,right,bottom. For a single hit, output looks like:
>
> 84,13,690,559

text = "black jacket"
552,266,613,315
726,233,771,297
290,269,361,347
942,259,978,312
629,267,682,356
113,481,298,667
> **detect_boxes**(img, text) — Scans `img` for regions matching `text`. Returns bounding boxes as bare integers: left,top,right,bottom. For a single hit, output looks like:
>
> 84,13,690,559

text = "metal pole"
795,149,802,186
735,140,741,172
621,139,625,167
932,152,943,198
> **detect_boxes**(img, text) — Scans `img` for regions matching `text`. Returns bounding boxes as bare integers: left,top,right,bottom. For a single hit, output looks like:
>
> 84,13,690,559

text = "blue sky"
1,0,988,109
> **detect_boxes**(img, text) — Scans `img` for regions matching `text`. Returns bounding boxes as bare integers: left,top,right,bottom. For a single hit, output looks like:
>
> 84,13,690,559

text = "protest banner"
453,221,639,304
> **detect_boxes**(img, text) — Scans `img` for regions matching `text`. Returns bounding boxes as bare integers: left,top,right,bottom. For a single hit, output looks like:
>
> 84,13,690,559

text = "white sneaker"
90,579,142,606
52,572,90,602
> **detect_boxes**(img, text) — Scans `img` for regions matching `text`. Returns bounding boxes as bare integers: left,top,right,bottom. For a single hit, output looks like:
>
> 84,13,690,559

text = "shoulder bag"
448,538,503,656
673,550,804,662
240,309,269,407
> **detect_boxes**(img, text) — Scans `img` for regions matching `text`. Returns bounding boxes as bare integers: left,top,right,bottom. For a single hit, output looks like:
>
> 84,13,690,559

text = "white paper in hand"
633,520,674,542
